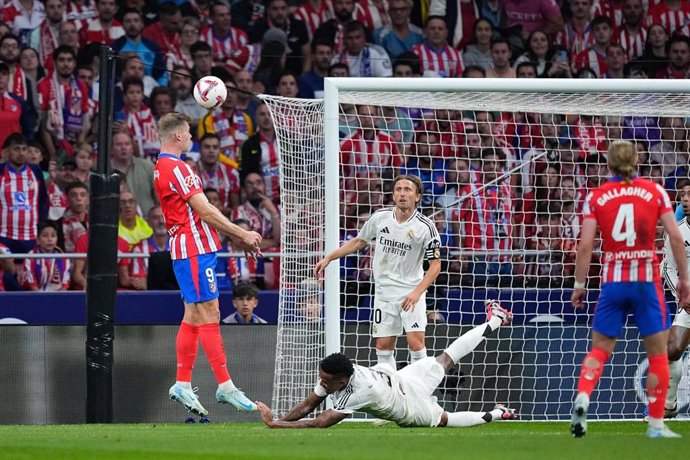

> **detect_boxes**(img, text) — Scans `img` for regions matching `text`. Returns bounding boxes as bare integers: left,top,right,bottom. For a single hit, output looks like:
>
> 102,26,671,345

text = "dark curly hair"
320,353,354,379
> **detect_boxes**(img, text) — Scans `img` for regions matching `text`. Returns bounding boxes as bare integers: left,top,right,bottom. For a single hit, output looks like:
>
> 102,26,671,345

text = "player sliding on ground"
315,175,441,369
571,140,690,439
154,113,263,417
661,177,690,419
255,300,515,428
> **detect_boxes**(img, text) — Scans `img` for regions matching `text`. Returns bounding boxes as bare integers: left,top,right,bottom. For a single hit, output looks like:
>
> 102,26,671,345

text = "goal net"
263,78,690,421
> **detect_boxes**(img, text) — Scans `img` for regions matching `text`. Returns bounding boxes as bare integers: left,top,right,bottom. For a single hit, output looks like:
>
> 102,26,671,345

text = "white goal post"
263,78,690,421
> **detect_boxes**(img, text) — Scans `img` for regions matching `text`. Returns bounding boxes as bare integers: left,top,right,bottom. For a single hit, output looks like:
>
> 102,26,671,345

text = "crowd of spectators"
0,0,688,294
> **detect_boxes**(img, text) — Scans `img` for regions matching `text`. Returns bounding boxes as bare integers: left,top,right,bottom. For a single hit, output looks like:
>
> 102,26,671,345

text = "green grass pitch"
0,421,688,460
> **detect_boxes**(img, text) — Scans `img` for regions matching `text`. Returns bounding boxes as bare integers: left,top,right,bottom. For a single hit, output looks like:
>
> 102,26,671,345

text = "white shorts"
673,308,690,329
397,357,445,427
372,294,426,338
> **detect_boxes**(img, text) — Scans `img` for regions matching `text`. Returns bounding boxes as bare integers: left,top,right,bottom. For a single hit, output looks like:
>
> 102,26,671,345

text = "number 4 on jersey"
611,203,637,247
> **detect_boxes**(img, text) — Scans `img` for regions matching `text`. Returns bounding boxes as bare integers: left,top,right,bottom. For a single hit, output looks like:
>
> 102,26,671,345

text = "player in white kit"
255,300,515,428
315,175,442,368
660,178,690,418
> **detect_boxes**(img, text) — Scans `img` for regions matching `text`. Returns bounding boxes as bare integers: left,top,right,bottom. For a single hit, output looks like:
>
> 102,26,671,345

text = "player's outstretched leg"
444,404,517,427
442,300,511,365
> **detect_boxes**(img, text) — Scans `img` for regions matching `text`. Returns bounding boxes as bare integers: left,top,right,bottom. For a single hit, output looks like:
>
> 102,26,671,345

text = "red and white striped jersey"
0,163,46,241
47,182,66,220
339,129,402,179
676,22,690,37
200,25,249,67
647,1,690,32
65,0,97,30
353,0,389,32
21,247,71,291
451,179,514,258
573,116,607,157
593,0,624,28
153,153,221,260
555,22,593,56
196,162,240,208
61,210,87,253
582,177,672,283
79,18,124,46
294,0,333,38
258,133,281,202
231,202,277,240
573,46,608,77
613,25,647,60
412,42,464,78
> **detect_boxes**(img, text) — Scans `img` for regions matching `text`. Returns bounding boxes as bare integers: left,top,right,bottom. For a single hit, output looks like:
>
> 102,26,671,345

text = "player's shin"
444,321,497,364
176,321,200,385
409,348,427,362
198,323,232,384
576,347,609,397
647,353,670,427
376,349,396,369
666,359,683,410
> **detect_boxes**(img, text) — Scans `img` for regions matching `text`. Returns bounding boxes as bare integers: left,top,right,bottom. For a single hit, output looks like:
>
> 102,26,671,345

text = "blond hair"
158,112,191,143
607,140,638,183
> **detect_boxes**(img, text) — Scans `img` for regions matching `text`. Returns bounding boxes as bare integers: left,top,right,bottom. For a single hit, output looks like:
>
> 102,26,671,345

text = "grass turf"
0,421,687,460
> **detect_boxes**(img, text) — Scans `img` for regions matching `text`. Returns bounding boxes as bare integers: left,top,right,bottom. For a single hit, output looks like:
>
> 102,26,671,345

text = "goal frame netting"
265,77,690,421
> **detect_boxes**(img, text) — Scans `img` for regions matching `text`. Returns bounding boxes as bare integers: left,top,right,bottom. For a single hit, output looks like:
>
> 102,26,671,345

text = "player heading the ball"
154,112,262,417
571,140,690,439
256,300,516,428
315,175,441,369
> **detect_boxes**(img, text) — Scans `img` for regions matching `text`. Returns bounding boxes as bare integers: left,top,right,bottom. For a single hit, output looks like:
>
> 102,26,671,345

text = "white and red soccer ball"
193,76,227,109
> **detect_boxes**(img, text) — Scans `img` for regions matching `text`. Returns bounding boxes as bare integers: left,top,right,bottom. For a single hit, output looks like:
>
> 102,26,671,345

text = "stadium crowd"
0,0,688,294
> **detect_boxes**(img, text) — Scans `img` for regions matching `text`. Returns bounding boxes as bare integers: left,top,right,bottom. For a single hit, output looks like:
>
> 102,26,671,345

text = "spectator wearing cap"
333,20,392,77
0,61,35,148
373,0,423,59
251,0,311,75
314,0,355,55
0,133,47,254
79,0,124,46
200,1,250,73
46,156,77,220
112,8,167,86
37,45,90,159
110,131,158,215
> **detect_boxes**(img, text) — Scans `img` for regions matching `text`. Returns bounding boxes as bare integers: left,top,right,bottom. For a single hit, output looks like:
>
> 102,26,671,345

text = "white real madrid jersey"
357,207,441,301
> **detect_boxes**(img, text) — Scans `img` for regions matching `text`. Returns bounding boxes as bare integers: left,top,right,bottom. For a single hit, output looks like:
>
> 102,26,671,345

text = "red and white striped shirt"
153,153,221,260
614,25,647,60
647,1,690,33
79,17,124,46
593,0,624,28
573,46,608,76
200,25,249,67
294,0,333,38
573,116,607,157
231,202,277,240
196,162,240,208
583,177,671,283
65,0,97,30
412,42,464,78
353,0,389,32
555,22,593,56
0,163,45,241
47,182,66,220
339,129,402,180
258,133,281,202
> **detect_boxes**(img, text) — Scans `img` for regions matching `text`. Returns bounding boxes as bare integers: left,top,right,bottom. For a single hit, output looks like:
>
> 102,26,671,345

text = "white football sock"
444,320,499,364
666,359,683,407
409,348,427,362
176,381,192,390
445,410,496,427
376,350,396,369
218,379,236,393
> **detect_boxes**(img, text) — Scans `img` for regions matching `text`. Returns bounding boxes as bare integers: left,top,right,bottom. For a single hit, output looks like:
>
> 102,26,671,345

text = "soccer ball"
193,76,227,110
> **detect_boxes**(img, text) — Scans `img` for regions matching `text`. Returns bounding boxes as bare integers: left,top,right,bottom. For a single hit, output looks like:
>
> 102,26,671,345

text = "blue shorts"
593,282,670,338
172,253,220,304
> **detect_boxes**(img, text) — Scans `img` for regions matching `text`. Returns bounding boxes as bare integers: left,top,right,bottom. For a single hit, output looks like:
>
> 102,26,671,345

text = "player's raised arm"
660,211,690,306
187,193,262,256
314,237,369,279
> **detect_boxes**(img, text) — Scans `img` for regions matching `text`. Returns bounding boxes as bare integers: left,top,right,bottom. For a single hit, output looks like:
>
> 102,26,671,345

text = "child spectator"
115,76,160,162
21,220,71,291
73,142,93,184
222,281,267,324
